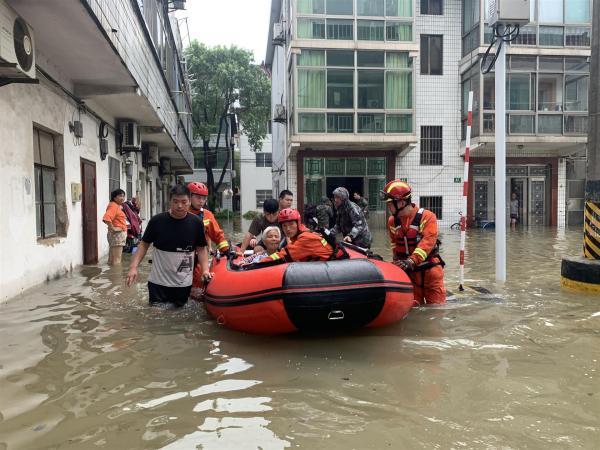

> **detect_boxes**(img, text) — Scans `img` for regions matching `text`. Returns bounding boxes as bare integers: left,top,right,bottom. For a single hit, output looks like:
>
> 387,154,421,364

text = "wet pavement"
0,220,598,449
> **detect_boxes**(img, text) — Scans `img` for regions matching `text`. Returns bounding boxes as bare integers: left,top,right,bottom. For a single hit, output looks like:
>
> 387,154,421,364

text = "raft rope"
459,91,473,291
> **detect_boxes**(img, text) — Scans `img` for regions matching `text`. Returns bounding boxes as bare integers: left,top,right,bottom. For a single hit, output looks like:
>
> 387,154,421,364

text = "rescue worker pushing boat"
260,208,334,263
381,180,446,305
187,182,229,297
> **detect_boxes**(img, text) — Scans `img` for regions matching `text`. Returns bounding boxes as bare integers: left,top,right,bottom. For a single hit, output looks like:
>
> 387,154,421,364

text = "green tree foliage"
185,42,271,208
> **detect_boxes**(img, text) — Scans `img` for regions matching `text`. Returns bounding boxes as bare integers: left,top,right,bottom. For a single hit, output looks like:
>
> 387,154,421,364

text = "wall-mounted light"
99,121,109,160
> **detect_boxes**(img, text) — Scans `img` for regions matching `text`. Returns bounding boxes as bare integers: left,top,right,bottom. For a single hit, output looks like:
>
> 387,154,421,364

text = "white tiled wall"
395,0,464,227
557,158,567,227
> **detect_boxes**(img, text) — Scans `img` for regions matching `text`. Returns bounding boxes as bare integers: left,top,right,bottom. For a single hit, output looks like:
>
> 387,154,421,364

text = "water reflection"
0,226,598,449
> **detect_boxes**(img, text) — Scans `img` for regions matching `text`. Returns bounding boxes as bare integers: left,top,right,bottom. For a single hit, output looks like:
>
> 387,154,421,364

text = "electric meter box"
488,0,530,26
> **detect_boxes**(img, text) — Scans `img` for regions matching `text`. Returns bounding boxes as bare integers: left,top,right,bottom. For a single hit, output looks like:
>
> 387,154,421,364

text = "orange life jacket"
390,208,441,262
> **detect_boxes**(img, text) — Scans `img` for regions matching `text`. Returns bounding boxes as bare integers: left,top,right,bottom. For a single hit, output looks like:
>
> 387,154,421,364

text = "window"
256,190,273,208
565,0,590,22
508,74,534,110
108,156,121,196
357,20,384,40
385,22,412,41
298,69,326,107
298,0,325,14
420,35,443,75
538,74,562,111
386,0,412,16
386,114,412,132
420,126,443,165
327,50,354,66
357,0,384,16
565,27,591,46
298,113,326,132
297,18,325,39
327,113,354,132
564,74,589,111
420,196,442,219
326,0,353,14
358,70,384,108
34,128,57,238
358,113,384,133
326,19,354,39
327,70,353,108
539,26,564,46
192,149,229,168
421,0,443,15
386,53,412,109
255,153,272,167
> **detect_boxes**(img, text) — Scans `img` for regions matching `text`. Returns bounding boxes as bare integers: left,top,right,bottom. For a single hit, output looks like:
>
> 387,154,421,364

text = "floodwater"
0,220,598,449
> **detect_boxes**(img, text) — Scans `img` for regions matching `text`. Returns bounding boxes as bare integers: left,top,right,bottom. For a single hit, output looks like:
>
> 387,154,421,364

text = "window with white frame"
420,126,443,165
256,153,272,167
420,196,443,219
33,128,58,238
256,189,273,208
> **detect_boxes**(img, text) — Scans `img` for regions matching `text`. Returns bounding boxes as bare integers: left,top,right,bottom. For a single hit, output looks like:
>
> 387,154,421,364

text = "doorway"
81,158,98,264
326,177,365,199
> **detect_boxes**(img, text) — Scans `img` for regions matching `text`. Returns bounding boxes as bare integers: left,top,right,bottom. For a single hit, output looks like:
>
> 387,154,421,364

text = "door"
509,177,527,226
529,178,546,225
81,158,98,264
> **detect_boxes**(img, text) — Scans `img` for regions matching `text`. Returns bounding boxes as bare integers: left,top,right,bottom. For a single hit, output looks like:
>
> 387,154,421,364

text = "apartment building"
265,0,590,229
0,0,193,301
240,132,274,214
265,0,463,227
461,0,591,227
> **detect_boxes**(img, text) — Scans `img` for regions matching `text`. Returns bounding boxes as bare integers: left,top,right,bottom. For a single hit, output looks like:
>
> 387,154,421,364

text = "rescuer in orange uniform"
260,208,334,263
381,180,445,305
188,182,229,297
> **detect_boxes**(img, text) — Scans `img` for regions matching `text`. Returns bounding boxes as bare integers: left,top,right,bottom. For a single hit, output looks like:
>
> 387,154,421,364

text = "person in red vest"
259,208,333,263
381,180,446,305
187,182,229,298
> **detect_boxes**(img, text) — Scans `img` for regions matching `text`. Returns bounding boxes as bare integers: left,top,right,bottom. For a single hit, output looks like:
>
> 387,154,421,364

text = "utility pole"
495,26,507,282
561,0,600,292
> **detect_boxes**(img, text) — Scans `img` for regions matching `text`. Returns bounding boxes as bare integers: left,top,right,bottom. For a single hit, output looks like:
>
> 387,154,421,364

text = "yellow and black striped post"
584,201,600,260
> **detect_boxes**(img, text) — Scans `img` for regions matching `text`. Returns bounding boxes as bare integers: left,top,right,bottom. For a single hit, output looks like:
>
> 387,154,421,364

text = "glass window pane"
357,0,384,16
327,19,353,39
539,57,563,71
34,166,41,201
538,74,563,111
33,129,41,164
325,158,345,175
367,157,387,175
513,25,537,45
298,113,326,132
346,158,367,175
327,70,354,108
358,70,384,109
298,0,325,14
385,21,412,41
564,115,588,133
386,114,412,132
463,0,480,32
510,56,536,71
357,20,384,40
36,203,42,238
565,57,589,72
42,168,56,202
539,26,564,46
538,115,562,133
565,0,590,23
509,115,534,134
564,75,588,111
358,113,384,133
326,0,353,14
386,0,412,17
421,0,443,15
386,71,412,108
305,158,324,175
327,113,354,132
357,51,384,67
297,18,325,38
386,52,411,68
483,74,495,109
508,74,532,110
39,130,55,167
430,35,443,75
298,50,325,66
298,69,326,108
565,26,591,46
538,0,564,22
43,203,57,236
327,50,354,66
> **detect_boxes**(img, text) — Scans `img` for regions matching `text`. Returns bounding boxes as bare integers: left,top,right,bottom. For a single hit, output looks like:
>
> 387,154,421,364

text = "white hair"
262,226,281,240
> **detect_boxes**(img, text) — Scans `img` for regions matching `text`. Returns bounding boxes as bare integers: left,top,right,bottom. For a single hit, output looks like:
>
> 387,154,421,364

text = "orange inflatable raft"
203,245,414,334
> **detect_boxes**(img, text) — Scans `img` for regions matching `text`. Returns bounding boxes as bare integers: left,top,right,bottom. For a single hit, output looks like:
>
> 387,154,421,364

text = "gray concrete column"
587,0,600,201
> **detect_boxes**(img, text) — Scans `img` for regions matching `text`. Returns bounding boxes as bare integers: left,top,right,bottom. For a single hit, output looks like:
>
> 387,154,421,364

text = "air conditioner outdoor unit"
148,144,160,166
273,104,287,123
119,121,141,151
0,0,36,80
273,22,284,44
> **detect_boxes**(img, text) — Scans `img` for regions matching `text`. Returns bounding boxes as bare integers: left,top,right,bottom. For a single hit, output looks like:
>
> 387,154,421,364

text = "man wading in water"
126,185,212,308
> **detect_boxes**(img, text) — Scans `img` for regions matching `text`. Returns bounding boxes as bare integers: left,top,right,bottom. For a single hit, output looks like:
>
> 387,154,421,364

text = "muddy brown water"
0,222,598,449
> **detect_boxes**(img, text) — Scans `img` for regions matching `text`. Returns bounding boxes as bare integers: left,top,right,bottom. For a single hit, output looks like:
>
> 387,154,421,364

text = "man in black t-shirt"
126,185,211,307
239,198,280,254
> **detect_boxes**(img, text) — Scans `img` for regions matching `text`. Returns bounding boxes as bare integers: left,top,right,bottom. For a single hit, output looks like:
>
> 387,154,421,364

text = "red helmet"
278,208,301,223
380,180,412,202
187,182,208,196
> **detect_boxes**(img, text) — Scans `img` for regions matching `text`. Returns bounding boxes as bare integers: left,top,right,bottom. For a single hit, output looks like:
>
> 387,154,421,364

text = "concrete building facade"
0,0,193,301
265,0,591,229
240,133,275,214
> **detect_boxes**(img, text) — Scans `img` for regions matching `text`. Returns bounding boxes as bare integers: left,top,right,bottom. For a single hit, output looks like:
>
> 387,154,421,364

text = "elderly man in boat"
257,208,334,263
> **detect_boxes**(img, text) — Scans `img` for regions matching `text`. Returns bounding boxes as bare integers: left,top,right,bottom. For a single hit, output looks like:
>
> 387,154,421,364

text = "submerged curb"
561,257,600,294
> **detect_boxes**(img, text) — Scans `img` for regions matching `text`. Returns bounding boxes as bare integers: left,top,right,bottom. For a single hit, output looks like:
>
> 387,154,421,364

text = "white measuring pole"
494,30,507,282
459,91,473,291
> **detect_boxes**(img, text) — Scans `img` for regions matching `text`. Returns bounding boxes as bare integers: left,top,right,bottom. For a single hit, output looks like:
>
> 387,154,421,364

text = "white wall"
240,134,273,214
270,42,287,194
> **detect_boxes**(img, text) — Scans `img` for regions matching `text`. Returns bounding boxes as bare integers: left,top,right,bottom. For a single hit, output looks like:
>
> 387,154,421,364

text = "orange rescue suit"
190,206,229,289
387,205,445,305
264,231,333,263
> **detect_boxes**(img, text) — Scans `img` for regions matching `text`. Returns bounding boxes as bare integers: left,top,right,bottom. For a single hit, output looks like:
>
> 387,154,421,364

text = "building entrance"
326,177,364,199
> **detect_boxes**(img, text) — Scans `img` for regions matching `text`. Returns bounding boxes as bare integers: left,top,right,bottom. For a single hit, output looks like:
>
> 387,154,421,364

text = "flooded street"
0,222,598,449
